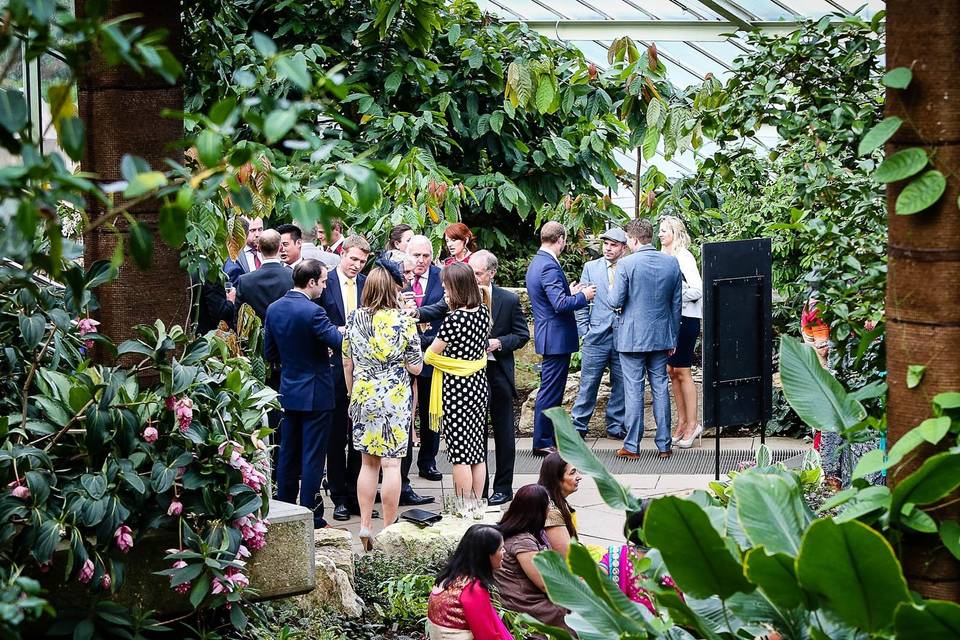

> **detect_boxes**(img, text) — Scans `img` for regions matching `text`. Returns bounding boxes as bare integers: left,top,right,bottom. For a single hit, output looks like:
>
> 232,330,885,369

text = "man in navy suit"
224,216,263,285
264,259,344,529
318,234,372,521
525,222,596,455
236,229,292,321
398,235,443,506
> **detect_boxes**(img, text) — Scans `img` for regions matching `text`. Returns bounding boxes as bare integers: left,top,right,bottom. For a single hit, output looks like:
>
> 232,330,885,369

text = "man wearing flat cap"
571,227,629,439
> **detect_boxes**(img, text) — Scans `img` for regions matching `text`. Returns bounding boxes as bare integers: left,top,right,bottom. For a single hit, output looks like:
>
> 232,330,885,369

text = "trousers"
483,365,516,497
570,335,625,436
277,408,332,528
533,354,571,449
620,351,672,453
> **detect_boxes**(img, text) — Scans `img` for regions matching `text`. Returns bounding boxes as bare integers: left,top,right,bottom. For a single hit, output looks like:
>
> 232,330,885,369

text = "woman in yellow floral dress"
343,261,423,549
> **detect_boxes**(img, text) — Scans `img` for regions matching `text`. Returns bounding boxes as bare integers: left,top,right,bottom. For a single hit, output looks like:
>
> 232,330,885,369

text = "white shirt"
413,270,430,295
540,245,561,265
337,266,359,309
674,248,703,319
243,246,261,272
286,257,303,270
260,257,282,265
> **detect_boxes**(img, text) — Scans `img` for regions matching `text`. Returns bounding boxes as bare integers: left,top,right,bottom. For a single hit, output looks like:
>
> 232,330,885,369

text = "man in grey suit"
610,219,682,458
571,228,628,439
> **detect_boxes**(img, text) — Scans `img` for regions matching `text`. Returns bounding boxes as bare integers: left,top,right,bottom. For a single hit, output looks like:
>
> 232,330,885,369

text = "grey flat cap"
599,227,627,244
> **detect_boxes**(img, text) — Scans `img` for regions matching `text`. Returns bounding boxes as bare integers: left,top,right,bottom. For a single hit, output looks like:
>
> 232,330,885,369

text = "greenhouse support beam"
517,19,852,41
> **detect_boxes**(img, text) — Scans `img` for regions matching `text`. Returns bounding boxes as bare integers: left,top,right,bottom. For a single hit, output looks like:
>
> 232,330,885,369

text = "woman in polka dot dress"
427,262,491,498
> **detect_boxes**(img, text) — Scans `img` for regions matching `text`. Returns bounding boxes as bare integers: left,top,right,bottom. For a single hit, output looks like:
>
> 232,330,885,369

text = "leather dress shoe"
332,504,351,521
399,490,435,506
418,466,443,481
488,492,512,506
532,447,557,457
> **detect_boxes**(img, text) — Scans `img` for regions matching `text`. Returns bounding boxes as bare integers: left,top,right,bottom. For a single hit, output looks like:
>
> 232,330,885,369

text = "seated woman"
537,453,583,558
599,501,680,614
426,524,513,640
494,485,568,630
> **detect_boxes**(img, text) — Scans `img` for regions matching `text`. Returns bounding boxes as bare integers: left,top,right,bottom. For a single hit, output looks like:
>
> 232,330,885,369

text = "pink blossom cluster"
170,559,191,595
77,317,100,349
735,459,757,472
142,425,158,443
234,514,269,551
218,441,267,492
168,499,183,516
114,525,134,553
211,566,249,595
174,397,194,432
7,479,29,500
78,558,95,584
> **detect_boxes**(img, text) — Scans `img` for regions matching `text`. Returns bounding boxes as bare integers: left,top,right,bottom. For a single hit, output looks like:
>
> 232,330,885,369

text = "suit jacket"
410,265,444,378
224,246,259,285
195,279,235,335
610,245,682,353
575,257,619,345
236,262,293,321
418,285,530,395
318,269,366,393
263,291,344,412
525,249,588,356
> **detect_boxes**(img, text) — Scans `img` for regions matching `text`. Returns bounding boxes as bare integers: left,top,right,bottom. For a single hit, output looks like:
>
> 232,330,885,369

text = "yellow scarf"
424,350,486,432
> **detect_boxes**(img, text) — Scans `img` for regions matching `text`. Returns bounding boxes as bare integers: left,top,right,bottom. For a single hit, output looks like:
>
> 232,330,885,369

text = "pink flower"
100,573,111,590
237,544,250,559
170,559,191,594
8,480,30,500
168,500,183,516
234,515,269,550
174,397,194,432
78,558,94,584
77,317,100,349
212,567,249,595
165,396,176,411
114,525,134,553
865,319,878,331
38,561,52,573
142,426,158,443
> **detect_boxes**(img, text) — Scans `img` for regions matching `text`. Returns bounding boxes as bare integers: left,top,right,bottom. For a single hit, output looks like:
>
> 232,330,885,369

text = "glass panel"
39,52,76,170
0,42,22,169
489,0,564,19
658,41,729,78
733,0,797,20
545,0,606,19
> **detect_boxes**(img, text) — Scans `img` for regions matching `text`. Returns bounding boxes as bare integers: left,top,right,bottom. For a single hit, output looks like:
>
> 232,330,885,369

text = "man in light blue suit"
571,227,628,439
526,221,596,455
610,219,682,458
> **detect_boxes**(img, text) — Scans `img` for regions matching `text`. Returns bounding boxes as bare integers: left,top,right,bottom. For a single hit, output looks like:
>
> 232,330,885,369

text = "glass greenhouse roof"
477,0,885,208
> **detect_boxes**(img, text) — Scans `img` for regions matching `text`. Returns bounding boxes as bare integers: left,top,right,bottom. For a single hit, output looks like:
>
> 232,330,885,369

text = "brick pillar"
885,0,960,600
78,1,189,353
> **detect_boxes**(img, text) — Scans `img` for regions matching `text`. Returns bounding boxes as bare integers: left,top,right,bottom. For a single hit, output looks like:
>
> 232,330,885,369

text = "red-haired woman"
443,222,475,266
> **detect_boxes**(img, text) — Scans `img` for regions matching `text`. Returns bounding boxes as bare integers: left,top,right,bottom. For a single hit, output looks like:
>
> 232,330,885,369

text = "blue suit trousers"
571,336,626,437
620,351,672,453
277,409,332,528
534,354,571,449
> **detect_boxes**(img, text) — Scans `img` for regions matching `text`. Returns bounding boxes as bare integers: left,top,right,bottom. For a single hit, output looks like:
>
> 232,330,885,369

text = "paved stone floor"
325,436,807,552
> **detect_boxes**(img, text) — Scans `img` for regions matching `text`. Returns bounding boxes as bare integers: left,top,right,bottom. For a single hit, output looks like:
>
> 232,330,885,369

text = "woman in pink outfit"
443,222,476,266
427,524,514,640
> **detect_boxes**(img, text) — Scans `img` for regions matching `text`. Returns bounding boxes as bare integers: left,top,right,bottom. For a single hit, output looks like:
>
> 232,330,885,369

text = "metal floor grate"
435,448,806,475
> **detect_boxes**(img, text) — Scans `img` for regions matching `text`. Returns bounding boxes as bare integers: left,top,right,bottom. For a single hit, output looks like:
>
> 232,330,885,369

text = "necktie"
344,279,357,317
252,249,261,270
412,278,424,307
608,262,616,289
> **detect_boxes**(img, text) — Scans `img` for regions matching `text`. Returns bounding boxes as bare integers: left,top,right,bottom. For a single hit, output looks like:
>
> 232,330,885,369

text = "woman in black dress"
426,262,490,498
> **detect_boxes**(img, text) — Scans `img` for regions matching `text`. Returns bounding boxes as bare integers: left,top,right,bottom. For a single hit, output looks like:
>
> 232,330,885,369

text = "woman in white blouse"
658,216,703,448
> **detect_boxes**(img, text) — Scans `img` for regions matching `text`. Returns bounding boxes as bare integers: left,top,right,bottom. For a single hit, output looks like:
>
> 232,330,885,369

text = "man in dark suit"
224,216,263,285
418,250,529,505
317,234,373,521
236,229,292,321
264,259,344,529
525,222,596,455
397,235,443,506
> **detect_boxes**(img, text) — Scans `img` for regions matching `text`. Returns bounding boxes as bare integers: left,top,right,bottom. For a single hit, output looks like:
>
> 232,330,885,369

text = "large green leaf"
873,147,927,183
264,109,298,143
744,547,807,609
940,520,960,561
0,88,27,133
896,169,946,215
565,542,650,621
733,471,812,555
889,452,960,522
858,116,901,156
644,496,754,599
894,600,960,640
883,67,912,89
778,336,865,432
548,408,636,511
796,519,910,632
532,549,647,638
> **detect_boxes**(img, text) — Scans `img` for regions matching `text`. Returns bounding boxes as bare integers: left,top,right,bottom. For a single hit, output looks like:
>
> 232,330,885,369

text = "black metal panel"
702,239,773,458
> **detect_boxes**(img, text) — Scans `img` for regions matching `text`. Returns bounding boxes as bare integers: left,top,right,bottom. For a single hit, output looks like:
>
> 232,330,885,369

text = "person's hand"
487,338,502,353
581,284,597,301
668,348,676,357
570,282,583,294
402,307,419,317
226,288,236,303
338,325,346,334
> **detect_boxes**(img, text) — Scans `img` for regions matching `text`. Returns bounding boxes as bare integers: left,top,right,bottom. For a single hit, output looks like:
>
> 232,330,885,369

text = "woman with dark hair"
495,485,568,629
424,262,489,498
426,525,513,640
598,500,680,613
537,452,583,557
388,223,414,253
443,222,476,266
343,260,423,550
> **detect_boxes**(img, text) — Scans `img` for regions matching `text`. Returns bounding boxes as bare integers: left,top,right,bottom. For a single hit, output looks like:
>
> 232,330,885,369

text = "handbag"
401,508,443,526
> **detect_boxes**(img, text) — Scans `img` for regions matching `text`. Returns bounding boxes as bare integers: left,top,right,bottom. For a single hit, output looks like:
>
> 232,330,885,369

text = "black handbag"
400,508,442,527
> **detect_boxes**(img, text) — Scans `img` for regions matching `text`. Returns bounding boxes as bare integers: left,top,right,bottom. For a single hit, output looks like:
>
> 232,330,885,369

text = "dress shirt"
244,246,261,271
337,267,360,316
540,245,561,265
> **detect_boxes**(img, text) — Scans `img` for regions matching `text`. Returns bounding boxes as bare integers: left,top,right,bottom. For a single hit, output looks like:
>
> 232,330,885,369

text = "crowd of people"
199,213,703,537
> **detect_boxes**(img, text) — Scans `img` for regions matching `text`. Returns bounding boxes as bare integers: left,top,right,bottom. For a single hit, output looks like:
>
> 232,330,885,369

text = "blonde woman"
343,260,423,550
658,216,703,448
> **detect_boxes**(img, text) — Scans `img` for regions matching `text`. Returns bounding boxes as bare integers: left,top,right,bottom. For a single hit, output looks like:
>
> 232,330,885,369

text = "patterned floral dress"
344,307,423,458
